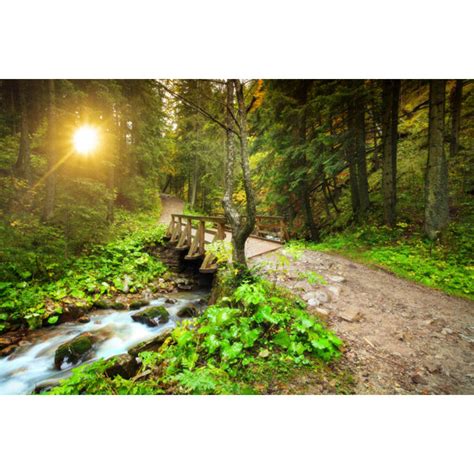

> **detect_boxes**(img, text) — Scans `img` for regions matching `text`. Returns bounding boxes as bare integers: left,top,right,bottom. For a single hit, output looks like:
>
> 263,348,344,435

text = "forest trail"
254,249,474,394
159,194,282,259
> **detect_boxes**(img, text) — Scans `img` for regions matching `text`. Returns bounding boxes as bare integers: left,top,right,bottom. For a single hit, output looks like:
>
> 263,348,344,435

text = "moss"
54,333,95,369
129,299,149,310
131,305,169,326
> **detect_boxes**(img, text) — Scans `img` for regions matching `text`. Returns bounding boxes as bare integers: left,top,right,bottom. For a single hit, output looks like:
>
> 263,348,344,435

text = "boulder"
33,378,61,394
129,299,150,310
0,336,21,349
104,354,140,379
0,345,17,358
60,303,86,322
110,301,127,310
94,299,111,310
78,316,91,324
131,306,169,327
54,333,95,370
177,304,199,319
128,328,173,357
165,298,177,304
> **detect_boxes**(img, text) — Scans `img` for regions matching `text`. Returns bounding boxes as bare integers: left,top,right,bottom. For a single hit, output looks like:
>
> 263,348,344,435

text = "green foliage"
0,220,167,332
288,220,474,299
48,277,343,395
153,278,342,393
48,358,164,395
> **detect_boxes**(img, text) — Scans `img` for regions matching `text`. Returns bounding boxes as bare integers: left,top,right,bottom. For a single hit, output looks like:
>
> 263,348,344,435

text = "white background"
1,1,472,472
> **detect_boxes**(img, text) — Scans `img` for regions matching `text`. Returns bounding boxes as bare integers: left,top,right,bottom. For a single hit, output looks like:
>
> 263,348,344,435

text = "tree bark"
43,80,57,221
14,80,31,183
297,80,319,240
347,81,369,222
381,79,401,227
424,80,448,239
221,80,256,270
449,80,463,157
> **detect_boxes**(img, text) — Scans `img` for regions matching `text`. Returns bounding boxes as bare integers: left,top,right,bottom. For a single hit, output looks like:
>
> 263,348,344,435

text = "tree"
222,79,256,269
381,79,401,227
346,80,369,222
43,80,57,221
424,80,448,239
449,80,463,157
13,80,31,182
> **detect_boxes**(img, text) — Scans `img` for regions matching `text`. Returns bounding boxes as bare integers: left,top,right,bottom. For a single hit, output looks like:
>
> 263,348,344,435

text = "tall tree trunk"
43,80,57,221
297,80,319,240
381,79,401,227
424,80,448,239
14,80,31,183
347,81,369,222
221,80,256,270
354,82,369,218
449,80,463,157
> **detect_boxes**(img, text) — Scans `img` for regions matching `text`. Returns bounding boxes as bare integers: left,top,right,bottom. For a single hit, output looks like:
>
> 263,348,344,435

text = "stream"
0,290,208,395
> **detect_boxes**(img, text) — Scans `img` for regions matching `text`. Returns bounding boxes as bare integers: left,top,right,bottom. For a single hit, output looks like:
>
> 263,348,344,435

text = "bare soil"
254,249,474,394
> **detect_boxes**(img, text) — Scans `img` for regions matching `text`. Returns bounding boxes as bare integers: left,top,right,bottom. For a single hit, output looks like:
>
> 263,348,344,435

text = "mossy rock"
110,302,127,310
104,354,139,379
131,306,169,327
54,333,95,370
129,299,150,310
177,304,199,319
94,299,111,310
128,328,173,357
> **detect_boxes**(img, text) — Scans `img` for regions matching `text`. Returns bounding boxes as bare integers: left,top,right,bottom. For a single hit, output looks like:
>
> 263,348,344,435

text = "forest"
0,79,472,395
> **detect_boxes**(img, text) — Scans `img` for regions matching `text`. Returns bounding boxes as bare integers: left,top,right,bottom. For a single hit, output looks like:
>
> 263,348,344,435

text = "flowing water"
0,291,208,395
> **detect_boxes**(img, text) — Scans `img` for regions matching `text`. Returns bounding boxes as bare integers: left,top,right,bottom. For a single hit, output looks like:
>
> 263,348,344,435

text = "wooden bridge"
164,213,287,273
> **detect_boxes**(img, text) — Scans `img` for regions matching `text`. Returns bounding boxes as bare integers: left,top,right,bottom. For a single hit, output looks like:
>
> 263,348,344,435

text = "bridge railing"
165,213,288,273
166,214,227,273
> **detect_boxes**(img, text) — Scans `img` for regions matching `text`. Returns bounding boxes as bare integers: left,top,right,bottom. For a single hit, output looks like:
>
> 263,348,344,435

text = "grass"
286,221,474,300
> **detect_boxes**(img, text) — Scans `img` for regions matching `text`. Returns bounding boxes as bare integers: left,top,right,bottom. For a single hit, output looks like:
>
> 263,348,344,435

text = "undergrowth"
48,277,344,395
0,216,167,332
287,221,474,299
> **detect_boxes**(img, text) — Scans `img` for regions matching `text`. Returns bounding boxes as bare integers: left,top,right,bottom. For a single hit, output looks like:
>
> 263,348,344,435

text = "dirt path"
159,194,185,225
254,249,474,394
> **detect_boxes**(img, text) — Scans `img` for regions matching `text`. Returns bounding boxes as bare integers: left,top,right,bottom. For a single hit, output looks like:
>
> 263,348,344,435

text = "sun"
73,126,99,154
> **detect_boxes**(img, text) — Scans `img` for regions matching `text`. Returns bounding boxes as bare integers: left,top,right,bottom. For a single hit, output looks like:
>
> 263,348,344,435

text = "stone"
0,336,20,349
19,340,32,347
33,378,61,394
441,327,453,336
104,354,140,379
424,362,442,374
110,302,127,310
307,299,320,307
0,345,17,358
60,303,86,322
54,333,95,369
326,285,341,298
177,304,199,318
411,373,425,385
316,308,330,317
94,299,110,309
165,298,177,304
329,275,346,283
129,299,150,310
131,306,170,327
314,290,331,304
78,316,91,324
128,328,173,357
339,307,362,322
